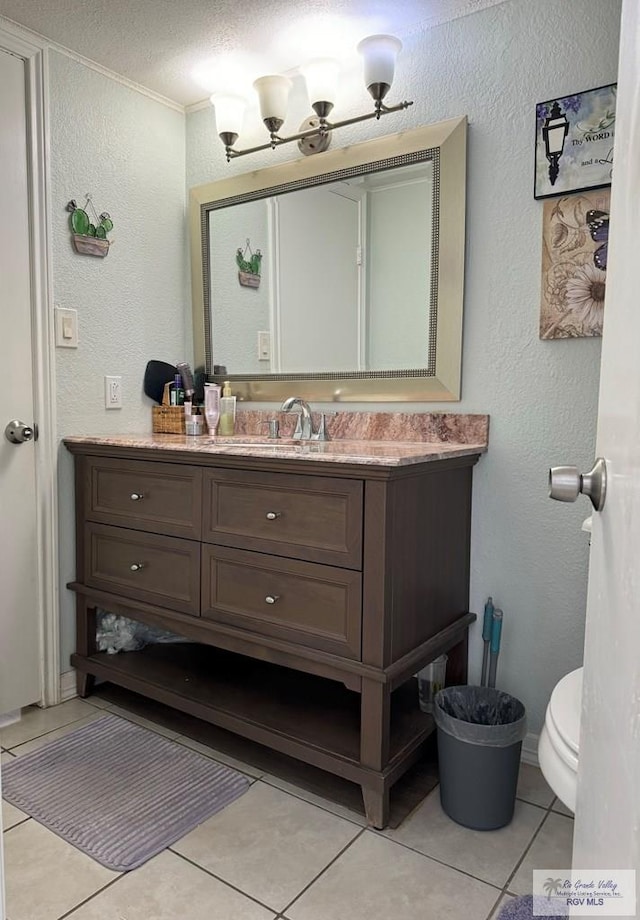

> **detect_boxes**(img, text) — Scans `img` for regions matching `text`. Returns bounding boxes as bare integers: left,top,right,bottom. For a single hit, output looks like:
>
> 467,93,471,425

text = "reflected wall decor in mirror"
190,117,466,402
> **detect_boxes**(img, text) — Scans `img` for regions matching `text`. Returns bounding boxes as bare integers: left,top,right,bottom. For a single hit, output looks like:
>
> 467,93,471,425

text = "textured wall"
186,0,621,734
50,51,187,669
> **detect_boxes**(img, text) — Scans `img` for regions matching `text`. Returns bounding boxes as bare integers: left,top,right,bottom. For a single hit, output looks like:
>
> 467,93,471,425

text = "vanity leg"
75,598,97,698
360,678,391,770
77,670,95,698
360,678,391,827
362,780,390,829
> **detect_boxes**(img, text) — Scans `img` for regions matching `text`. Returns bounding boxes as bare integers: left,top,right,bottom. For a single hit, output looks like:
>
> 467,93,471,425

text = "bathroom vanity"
65,423,485,827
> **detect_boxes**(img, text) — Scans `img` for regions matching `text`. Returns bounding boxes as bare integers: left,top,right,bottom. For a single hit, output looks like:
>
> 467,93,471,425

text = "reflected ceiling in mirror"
190,118,466,402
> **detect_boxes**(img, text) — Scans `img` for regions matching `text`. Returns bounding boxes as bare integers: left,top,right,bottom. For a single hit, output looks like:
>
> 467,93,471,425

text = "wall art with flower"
540,188,610,339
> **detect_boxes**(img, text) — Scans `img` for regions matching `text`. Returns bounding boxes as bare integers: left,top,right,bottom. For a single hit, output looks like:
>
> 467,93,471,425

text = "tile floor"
1,699,575,920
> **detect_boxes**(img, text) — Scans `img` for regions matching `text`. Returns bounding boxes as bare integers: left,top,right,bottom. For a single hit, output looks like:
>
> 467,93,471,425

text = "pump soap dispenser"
219,381,236,436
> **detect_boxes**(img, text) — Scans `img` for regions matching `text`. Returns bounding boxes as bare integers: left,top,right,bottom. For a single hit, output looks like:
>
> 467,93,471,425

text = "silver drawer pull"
130,563,145,572
130,492,144,501
265,511,281,520
265,595,280,604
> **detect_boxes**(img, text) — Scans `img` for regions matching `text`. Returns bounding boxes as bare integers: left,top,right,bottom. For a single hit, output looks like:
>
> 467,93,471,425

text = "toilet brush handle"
488,609,503,689
490,610,503,655
481,643,490,687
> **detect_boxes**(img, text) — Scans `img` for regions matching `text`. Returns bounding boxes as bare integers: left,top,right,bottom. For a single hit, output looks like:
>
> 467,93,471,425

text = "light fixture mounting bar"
225,99,413,161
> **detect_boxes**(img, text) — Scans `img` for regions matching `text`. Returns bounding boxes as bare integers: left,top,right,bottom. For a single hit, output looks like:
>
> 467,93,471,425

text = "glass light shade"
253,75,292,127
301,58,339,108
210,93,247,138
357,34,402,92
546,118,568,154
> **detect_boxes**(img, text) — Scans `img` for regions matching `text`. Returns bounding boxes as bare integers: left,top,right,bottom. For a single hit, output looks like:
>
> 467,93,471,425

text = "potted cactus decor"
236,238,262,288
66,195,113,257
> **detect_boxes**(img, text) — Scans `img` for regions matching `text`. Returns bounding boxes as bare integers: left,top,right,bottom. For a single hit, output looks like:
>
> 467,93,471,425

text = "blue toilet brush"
488,608,503,688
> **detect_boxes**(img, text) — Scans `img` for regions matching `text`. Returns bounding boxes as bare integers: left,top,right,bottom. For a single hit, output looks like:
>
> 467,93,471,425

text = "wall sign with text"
534,84,616,200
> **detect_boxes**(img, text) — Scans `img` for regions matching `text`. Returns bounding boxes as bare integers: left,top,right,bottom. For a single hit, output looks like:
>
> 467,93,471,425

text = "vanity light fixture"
211,34,413,162
542,100,570,186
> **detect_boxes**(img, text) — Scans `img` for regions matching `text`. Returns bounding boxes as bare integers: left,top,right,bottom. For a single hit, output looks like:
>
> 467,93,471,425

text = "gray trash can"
434,686,527,830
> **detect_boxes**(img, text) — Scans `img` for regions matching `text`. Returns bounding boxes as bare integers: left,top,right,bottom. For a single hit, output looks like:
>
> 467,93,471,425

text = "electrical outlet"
104,375,122,409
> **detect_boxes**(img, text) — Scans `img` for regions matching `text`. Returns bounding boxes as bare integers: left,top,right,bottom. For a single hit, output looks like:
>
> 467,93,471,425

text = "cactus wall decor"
236,238,262,288
66,195,113,257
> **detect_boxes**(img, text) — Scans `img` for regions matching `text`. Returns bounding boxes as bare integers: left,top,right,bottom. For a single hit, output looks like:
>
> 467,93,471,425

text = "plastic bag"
96,610,188,655
433,686,526,748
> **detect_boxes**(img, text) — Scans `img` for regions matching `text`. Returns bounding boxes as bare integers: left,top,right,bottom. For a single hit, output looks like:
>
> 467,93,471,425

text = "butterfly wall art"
540,189,610,339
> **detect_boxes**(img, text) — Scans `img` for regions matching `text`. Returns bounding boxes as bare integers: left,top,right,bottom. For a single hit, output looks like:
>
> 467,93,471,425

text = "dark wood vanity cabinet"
67,443,479,828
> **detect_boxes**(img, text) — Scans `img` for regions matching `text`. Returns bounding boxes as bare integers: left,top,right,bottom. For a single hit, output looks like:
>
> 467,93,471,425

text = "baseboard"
521,731,540,767
59,670,78,702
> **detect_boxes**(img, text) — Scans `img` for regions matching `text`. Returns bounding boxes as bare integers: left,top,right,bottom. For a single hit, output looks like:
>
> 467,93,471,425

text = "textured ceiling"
0,0,510,106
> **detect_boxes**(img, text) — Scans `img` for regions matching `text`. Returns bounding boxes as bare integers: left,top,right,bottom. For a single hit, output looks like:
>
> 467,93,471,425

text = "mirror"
190,117,466,401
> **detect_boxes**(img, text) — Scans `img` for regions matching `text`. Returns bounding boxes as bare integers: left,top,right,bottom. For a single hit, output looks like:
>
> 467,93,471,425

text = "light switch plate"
54,307,78,348
258,330,270,361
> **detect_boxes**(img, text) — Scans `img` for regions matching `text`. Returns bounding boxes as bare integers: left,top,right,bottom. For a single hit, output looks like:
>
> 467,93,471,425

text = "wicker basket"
152,406,186,434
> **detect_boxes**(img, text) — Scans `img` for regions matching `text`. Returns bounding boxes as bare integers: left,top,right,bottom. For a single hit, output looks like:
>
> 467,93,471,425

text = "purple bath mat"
499,895,569,919
2,714,250,871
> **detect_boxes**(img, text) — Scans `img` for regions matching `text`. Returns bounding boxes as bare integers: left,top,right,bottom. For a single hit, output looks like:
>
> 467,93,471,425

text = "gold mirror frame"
190,116,466,402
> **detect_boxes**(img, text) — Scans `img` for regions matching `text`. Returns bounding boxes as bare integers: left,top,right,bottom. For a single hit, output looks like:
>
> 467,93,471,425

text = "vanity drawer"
85,523,200,615
85,457,202,539
201,545,362,659
202,469,363,569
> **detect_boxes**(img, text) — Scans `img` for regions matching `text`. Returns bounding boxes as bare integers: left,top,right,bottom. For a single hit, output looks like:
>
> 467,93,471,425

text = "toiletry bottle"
218,381,236,436
204,383,221,435
170,373,184,406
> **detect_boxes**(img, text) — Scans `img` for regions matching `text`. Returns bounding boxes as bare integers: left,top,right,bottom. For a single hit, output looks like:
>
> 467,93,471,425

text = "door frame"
0,20,59,706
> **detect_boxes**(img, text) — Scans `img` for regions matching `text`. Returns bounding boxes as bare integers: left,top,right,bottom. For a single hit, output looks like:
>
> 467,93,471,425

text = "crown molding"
0,14,185,113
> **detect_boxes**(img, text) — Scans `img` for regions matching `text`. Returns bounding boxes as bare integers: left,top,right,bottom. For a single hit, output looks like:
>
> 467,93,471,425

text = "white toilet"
538,666,582,814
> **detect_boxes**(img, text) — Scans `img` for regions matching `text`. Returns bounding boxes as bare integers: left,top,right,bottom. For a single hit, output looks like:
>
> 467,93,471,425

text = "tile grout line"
483,801,565,920
502,801,574,897
2,816,31,834
2,819,33,836
370,828,505,893
168,847,279,914
485,889,507,920
501,805,553,894
278,827,367,916
3,707,101,753
54,873,124,920
362,797,554,895
257,776,367,829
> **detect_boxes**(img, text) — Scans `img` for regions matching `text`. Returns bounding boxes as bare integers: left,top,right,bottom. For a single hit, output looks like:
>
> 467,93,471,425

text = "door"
273,186,362,373
0,47,42,716
571,0,640,875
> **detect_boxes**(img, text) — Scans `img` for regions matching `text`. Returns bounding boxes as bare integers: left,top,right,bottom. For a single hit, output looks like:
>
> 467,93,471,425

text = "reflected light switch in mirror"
258,330,270,361
55,306,78,348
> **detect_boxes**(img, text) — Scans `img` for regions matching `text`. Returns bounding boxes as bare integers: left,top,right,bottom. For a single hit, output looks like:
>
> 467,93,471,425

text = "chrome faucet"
280,397,330,441
281,396,313,439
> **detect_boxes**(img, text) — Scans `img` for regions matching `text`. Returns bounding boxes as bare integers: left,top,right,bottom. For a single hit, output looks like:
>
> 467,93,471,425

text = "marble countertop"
64,434,487,467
